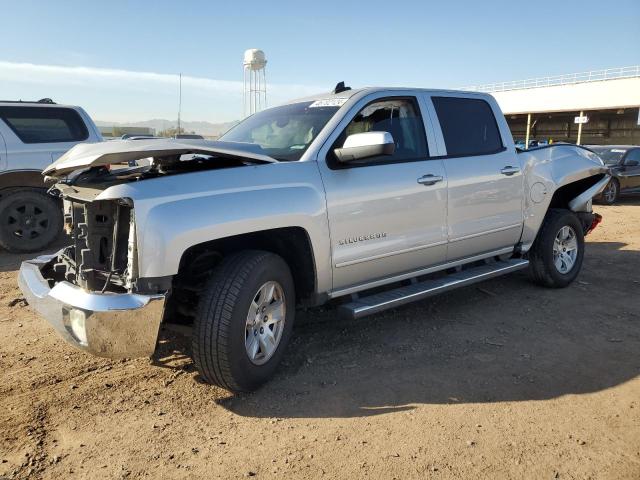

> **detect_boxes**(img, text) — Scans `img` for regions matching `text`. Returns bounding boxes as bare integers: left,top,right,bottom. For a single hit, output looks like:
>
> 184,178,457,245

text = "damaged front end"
18,191,166,359
54,194,136,293
19,139,277,358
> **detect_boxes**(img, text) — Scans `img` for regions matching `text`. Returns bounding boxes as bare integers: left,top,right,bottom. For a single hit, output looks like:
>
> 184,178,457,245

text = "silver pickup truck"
18,86,609,392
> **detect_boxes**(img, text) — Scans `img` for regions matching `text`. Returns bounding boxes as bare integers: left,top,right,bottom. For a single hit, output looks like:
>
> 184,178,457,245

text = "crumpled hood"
43,139,276,177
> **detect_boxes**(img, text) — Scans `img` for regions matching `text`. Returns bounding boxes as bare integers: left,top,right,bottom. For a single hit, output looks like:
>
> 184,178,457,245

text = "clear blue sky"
2,0,639,123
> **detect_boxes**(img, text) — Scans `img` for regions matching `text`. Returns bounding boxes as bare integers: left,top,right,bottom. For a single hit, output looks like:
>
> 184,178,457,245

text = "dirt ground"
1,200,639,480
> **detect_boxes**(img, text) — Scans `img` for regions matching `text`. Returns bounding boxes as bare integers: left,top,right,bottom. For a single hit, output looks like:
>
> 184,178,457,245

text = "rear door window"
0,106,89,144
432,97,503,157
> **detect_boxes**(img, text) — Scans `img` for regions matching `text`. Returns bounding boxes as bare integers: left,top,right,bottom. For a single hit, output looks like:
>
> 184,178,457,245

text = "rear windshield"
220,102,340,161
0,106,89,144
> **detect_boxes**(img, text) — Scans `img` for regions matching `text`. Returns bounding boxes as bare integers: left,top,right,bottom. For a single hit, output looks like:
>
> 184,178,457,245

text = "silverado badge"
338,232,387,245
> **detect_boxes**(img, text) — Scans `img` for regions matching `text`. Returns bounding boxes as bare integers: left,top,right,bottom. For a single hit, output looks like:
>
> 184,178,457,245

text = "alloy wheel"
245,281,286,365
603,181,617,203
552,226,578,274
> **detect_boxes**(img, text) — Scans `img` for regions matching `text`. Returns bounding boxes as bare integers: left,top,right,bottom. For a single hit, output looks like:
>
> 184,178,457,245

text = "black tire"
0,189,63,253
528,209,585,288
192,250,295,392
600,178,619,205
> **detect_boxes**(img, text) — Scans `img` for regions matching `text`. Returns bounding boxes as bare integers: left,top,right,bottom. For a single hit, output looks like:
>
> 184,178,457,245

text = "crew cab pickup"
18,86,610,392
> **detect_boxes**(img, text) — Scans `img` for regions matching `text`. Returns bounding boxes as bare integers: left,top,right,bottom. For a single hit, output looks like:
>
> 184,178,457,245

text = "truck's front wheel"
192,250,295,392
528,209,585,288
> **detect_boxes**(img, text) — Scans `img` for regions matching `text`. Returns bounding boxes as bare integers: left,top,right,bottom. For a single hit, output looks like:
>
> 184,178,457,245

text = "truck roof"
284,86,492,106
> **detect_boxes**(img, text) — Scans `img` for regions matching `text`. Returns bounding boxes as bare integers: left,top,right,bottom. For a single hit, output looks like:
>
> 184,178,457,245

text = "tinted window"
432,97,503,156
332,97,428,165
0,106,89,144
624,149,640,164
593,147,627,165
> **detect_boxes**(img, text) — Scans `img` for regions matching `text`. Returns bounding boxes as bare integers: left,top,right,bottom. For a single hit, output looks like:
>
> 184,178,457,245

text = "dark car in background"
589,145,640,204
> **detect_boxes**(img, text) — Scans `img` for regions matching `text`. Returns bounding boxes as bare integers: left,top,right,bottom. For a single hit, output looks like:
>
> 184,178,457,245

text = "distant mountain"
95,119,238,137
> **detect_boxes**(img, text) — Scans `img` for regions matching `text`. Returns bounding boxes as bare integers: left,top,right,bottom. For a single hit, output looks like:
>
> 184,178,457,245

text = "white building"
466,66,640,145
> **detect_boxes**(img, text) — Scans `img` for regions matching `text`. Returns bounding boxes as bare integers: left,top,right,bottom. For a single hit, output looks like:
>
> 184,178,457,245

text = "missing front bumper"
18,252,166,359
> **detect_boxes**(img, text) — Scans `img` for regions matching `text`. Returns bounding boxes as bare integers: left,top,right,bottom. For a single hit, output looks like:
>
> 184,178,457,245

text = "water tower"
243,49,267,117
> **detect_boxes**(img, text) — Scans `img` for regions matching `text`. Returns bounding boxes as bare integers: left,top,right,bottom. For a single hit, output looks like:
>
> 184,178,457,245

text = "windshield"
220,102,340,161
591,147,627,165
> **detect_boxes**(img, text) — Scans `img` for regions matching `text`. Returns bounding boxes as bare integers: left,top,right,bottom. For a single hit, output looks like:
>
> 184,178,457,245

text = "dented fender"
518,145,608,252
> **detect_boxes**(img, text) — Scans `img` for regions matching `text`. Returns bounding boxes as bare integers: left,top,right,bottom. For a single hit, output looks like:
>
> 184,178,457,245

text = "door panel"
444,150,524,260
620,149,640,190
319,160,448,290
426,93,524,261
316,93,448,292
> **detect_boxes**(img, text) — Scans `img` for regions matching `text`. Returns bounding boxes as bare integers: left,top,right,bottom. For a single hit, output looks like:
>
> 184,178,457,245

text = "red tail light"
587,213,602,235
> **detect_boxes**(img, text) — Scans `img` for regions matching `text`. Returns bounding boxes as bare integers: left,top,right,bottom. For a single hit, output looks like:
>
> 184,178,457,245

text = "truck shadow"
203,241,640,418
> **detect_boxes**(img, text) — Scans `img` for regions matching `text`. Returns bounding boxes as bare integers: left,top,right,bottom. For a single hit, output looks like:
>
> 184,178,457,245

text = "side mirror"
625,160,639,167
333,132,395,163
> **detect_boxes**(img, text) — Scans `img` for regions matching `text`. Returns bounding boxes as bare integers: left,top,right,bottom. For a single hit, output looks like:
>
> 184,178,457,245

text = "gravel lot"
1,200,639,480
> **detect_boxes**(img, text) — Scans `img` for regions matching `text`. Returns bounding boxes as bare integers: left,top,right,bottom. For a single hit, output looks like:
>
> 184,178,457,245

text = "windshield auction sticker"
309,98,349,108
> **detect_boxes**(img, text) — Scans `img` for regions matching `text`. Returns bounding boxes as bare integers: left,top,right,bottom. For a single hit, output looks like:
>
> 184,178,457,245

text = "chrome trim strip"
329,246,514,298
334,240,447,268
449,223,522,243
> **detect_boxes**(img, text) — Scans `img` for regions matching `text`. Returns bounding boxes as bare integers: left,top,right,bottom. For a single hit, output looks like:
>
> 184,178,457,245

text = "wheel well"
548,174,605,209
0,171,51,200
167,227,317,324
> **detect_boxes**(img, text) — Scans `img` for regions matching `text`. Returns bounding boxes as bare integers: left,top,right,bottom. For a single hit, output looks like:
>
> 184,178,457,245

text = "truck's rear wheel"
528,209,585,288
192,250,295,392
0,189,62,253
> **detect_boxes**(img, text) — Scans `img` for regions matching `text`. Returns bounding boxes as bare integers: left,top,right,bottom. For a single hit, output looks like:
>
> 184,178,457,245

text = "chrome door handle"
500,166,520,176
417,174,443,186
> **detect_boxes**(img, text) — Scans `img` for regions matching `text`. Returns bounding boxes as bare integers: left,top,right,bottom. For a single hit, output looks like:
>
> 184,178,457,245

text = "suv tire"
192,250,295,392
528,208,585,288
0,189,63,253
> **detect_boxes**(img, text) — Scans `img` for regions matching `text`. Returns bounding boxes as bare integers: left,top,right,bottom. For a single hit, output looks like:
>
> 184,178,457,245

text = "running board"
338,258,529,320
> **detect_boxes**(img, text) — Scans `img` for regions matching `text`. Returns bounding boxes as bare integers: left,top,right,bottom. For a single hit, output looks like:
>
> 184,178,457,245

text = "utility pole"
525,113,532,148
177,73,182,134
576,110,584,145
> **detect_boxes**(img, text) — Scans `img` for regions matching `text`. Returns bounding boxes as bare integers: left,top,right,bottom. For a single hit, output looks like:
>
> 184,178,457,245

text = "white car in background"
0,99,102,252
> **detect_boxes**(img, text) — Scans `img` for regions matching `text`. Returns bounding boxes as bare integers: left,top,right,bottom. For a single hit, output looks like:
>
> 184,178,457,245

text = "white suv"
0,99,102,252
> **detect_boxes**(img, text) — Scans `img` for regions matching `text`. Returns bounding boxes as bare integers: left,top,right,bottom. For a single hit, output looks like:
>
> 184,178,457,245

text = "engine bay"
42,198,133,292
